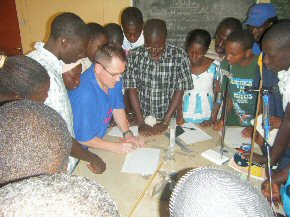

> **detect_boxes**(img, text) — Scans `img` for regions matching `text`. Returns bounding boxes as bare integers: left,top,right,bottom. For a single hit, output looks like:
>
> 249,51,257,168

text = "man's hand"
87,154,106,174
176,117,185,126
270,116,283,129
241,152,267,164
213,120,223,131
139,124,156,137
261,179,282,208
112,142,137,154
200,120,212,128
124,134,145,148
152,121,169,134
241,126,253,138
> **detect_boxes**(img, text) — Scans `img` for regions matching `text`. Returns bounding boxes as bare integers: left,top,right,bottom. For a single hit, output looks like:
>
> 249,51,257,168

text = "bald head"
144,19,167,39
0,100,72,185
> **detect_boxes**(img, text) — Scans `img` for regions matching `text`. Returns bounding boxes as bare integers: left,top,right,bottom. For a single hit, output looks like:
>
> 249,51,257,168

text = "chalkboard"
133,0,255,49
271,0,290,19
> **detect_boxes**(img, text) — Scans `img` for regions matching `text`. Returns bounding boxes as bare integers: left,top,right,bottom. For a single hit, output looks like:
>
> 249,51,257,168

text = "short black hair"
144,19,167,39
216,17,242,35
50,12,89,41
121,7,143,27
226,29,254,50
0,56,49,98
0,100,72,185
262,20,290,51
185,29,211,52
94,43,126,67
104,23,124,47
87,22,108,41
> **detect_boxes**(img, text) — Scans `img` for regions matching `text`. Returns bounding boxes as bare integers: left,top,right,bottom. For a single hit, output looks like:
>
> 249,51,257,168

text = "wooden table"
73,127,262,217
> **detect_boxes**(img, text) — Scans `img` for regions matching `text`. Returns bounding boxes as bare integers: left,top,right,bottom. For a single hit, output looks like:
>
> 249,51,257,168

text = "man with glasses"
123,19,193,136
69,43,144,154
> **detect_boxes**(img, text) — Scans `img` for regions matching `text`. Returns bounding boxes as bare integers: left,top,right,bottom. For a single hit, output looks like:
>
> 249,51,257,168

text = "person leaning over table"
123,19,194,137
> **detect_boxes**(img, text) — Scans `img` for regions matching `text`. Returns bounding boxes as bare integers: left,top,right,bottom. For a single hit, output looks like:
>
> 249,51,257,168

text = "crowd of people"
0,3,289,216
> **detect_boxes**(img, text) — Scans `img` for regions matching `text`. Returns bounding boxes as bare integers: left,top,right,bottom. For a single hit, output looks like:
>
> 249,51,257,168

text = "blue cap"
244,3,276,27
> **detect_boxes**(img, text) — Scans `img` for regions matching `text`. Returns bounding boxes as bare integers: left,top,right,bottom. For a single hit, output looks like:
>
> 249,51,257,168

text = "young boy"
104,23,124,48
121,7,144,55
27,13,106,174
213,29,258,132
244,3,277,55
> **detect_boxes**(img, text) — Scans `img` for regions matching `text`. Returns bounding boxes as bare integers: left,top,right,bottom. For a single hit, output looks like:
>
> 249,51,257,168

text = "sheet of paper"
108,126,138,137
121,148,160,176
251,115,277,146
201,149,229,165
178,123,212,145
224,127,251,148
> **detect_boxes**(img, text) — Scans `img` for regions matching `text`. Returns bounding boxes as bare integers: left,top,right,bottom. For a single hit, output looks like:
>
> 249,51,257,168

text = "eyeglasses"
97,62,124,77
145,45,165,52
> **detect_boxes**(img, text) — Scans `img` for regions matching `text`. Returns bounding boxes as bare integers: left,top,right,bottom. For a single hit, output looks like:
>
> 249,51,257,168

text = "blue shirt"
252,42,261,55
69,64,124,142
252,64,284,118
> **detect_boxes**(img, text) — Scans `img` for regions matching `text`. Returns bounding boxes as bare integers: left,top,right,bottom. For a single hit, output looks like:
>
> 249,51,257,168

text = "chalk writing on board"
271,0,290,19
134,0,254,49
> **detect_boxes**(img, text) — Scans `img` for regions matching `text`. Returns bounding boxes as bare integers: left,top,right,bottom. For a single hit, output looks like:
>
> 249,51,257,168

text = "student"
121,7,144,55
81,23,109,71
27,12,106,174
0,100,72,186
0,174,119,216
212,29,258,132
213,17,242,60
244,3,277,55
69,44,144,153
0,55,50,103
177,29,218,127
260,22,290,215
123,19,193,136
104,23,124,48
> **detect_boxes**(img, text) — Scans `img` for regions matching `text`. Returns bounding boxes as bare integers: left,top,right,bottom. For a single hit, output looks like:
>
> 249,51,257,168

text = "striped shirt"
123,43,193,119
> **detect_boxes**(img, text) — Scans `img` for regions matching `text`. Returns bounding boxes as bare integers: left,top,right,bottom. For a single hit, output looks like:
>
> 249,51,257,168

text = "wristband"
123,130,133,138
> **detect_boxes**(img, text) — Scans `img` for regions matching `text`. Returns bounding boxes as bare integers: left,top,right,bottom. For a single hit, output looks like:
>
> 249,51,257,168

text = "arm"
176,97,185,126
70,138,106,174
270,103,290,165
113,108,145,147
152,90,184,133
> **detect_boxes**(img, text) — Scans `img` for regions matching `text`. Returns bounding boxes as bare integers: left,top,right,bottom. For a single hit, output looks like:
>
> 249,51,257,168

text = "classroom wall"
15,0,131,54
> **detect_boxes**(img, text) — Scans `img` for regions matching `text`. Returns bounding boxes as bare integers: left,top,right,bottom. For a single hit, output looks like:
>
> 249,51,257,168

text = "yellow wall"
15,0,131,54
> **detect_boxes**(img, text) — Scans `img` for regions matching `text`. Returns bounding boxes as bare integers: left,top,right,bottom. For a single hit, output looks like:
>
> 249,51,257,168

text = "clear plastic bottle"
169,118,176,159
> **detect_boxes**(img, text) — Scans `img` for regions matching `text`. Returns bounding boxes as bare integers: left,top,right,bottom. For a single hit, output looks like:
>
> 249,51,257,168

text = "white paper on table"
121,148,160,176
224,127,251,148
251,115,277,146
108,126,138,137
178,123,212,145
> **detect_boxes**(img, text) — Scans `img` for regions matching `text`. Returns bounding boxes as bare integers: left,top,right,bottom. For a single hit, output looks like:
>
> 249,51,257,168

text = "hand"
200,120,212,128
241,126,253,138
139,124,156,137
241,151,267,164
116,142,137,154
152,121,169,134
261,179,282,208
270,116,282,129
87,154,106,174
124,134,145,148
176,117,185,126
212,120,223,131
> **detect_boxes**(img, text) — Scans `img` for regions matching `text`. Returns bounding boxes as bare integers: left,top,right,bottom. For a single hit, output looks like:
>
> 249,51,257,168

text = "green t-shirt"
221,56,258,126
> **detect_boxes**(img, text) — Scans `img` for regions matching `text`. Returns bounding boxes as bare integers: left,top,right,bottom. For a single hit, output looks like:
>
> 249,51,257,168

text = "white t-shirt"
278,67,290,111
27,42,78,173
122,31,144,55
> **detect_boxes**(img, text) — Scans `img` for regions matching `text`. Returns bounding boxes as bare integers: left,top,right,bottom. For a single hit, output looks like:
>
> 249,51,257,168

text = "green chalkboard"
271,0,290,19
133,0,255,48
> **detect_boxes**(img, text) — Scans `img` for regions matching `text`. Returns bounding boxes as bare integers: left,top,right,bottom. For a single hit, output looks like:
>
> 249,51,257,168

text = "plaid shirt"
123,43,193,119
